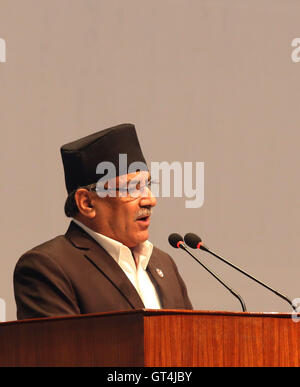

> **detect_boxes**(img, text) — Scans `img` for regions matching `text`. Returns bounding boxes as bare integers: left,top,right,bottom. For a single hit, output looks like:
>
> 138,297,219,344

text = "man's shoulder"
15,221,93,267
26,234,69,253
15,234,72,268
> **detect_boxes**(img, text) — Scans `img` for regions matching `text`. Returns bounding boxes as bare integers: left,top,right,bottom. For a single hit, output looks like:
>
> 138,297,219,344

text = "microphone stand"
203,247,297,312
179,243,247,312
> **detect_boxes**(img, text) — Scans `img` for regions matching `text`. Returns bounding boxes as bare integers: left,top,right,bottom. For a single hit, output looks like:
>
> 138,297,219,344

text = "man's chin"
125,231,149,248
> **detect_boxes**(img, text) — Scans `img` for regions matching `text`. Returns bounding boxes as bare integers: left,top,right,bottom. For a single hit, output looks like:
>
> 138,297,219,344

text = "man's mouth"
136,208,152,220
136,215,150,223
135,210,152,227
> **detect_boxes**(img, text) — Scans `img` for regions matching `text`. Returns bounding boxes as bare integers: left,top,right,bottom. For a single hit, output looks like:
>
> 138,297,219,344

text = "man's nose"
139,186,157,207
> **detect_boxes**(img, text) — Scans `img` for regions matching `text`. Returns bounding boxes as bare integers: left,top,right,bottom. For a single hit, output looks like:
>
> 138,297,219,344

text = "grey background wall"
0,0,299,321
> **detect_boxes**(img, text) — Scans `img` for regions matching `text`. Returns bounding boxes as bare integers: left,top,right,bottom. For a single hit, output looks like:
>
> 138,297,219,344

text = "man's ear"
75,189,96,219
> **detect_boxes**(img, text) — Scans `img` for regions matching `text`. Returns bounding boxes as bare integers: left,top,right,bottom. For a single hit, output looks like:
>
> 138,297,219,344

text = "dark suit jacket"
14,221,193,319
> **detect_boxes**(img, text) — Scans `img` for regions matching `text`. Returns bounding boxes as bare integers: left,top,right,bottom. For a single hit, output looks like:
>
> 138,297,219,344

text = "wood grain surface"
0,310,299,367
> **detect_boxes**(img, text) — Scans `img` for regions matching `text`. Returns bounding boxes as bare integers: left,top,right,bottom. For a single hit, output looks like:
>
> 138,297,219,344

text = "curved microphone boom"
168,233,247,312
184,232,296,312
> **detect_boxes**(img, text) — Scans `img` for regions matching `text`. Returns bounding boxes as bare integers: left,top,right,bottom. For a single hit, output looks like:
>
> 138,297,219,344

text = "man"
14,123,192,319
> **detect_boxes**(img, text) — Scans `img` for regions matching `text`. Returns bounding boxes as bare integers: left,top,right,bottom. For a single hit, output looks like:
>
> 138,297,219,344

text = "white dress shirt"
73,219,161,309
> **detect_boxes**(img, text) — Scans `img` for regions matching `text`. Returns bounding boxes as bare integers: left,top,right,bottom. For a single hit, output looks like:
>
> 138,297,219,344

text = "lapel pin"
156,268,164,278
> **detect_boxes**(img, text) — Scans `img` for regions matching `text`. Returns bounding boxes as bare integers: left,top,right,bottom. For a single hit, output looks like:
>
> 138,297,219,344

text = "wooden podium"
0,309,299,367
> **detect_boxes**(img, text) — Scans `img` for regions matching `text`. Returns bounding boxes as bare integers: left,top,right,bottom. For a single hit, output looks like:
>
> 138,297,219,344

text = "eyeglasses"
84,179,159,198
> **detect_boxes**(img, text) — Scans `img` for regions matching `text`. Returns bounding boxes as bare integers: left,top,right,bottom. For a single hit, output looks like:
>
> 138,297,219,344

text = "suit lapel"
65,221,145,309
147,251,172,309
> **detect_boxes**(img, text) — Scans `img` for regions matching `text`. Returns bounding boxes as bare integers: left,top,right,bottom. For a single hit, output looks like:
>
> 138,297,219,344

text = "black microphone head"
184,233,202,249
168,233,184,249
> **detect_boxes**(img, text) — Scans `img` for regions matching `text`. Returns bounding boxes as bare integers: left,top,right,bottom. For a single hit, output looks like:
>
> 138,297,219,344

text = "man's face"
91,171,157,248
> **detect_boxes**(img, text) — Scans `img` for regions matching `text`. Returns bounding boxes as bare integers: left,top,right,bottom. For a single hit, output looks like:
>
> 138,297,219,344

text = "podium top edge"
0,309,297,327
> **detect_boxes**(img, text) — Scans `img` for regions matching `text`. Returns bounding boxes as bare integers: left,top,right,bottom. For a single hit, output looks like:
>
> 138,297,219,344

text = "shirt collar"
72,219,153,270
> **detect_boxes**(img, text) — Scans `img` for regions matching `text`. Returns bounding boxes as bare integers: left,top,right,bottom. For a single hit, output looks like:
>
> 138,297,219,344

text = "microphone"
168,233,247,312
184,233,297,312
